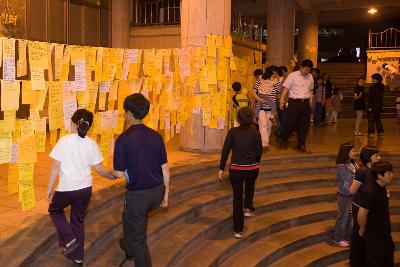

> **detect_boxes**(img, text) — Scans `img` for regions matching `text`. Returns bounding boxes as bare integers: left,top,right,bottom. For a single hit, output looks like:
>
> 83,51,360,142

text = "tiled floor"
0,118,399,244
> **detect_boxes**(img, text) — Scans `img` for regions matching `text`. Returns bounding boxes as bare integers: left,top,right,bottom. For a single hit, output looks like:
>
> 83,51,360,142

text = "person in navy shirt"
112,93,170,267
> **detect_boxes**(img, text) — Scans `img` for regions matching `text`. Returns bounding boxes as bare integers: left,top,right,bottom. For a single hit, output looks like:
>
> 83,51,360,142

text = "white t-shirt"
50,134,103,192
283,70,314,99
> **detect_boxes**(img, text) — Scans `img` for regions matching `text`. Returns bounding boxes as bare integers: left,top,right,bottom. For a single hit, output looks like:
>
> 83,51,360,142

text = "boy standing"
232,82,249,127
112,93,170,267
356,161,394,267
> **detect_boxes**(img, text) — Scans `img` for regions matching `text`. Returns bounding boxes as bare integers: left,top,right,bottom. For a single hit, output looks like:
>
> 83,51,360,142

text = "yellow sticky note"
1,80,20,111
20,119,34,137
0,133,12,164
98,92,107,111
209,116,218,129
17,40,28,78
35,131,46,153
31,68,46,91
18,136,37,163
203,108,211,126
21,187,36,211
49,105,63,131
100,131,111,166
50,130,58,145
22,81,34,104
4,111,16,132
28,41,48,69
8,163,19,194
31,85,48,111
216,35,223,47
109,81,118,101
207,46,217,58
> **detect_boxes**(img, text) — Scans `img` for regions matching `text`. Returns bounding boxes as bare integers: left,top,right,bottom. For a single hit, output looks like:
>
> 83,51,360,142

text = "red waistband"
229,164,259,170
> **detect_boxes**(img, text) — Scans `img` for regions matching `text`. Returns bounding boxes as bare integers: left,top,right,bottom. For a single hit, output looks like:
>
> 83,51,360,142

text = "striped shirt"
254,79,279,110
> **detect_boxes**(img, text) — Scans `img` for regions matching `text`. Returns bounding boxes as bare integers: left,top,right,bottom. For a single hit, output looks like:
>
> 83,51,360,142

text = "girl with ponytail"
47,109,114,264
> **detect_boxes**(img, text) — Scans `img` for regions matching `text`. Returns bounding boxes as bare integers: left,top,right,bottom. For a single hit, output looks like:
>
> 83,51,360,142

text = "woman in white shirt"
47,109,114,265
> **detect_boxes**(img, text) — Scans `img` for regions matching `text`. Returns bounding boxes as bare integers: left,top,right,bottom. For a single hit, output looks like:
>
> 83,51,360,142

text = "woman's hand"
218,170,224,181
160,191,169,208
47,188,54,203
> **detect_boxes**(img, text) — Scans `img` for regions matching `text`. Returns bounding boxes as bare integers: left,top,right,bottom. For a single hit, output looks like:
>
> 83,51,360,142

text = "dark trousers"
368,112,384,134
365,235,394,267
350,204,365,267
229,169,259,233
333,194,352,242
122,184,164,267
48,187,92,261
314,102,323,124
281,98,311,147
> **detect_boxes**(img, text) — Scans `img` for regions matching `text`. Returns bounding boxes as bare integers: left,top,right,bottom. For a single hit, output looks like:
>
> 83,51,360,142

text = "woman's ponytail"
71,109,94,138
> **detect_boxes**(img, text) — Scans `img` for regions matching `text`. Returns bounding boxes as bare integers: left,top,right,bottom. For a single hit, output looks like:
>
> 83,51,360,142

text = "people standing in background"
219,107,263,239
310,68,320,124
349,146,381,267
47,109,114,265
252,69,267,123
332,143,358,247
330,87,343,124
232,82,249,127
356,161,395,267
255,67,279,150
112,94,170,267
367,73,385,138
354,78,366,136
279,59,314,153
322,73,333,122
314,76,326,126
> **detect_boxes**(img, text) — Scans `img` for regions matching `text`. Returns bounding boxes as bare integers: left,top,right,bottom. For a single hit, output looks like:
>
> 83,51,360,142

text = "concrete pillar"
298,10,319,67
180,0,231,151
266,0,295,67
112,0,130,48
181,0,231,46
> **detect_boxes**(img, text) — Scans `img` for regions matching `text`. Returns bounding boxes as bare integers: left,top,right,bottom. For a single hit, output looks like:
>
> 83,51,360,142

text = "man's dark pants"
368,112,384,134
280,98,311,147
122,184,164,267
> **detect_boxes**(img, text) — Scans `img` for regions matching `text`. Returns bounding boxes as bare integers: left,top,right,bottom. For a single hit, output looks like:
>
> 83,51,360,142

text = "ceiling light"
368,7,378,14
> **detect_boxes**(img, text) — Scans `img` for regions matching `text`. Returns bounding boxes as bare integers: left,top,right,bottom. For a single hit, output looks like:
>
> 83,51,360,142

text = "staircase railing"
368,28,400,49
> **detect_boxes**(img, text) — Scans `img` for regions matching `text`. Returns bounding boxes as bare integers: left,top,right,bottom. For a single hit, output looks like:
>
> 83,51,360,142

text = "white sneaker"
243,209,254,218
234,232,243,239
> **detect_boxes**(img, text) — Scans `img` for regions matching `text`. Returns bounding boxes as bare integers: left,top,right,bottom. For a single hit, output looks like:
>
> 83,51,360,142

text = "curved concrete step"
271,231,400,267
86,179,338,266
219,209,400,267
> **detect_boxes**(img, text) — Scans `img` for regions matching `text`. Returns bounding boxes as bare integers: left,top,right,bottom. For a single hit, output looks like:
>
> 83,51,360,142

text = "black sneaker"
297,145,311,154
63,239,79,255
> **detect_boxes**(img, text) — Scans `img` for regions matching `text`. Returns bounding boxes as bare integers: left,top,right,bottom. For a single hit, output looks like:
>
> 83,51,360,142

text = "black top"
325,80,333,98
114,124,167,190
368,83,384,112
220,125,263,170
356,179,391,238
354,85,365,111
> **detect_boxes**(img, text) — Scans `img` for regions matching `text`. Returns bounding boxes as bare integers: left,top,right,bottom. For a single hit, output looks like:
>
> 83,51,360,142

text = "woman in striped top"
219,107,263,239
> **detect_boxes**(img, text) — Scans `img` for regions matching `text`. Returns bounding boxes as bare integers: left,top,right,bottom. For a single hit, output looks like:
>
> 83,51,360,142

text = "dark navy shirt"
113,124,167,190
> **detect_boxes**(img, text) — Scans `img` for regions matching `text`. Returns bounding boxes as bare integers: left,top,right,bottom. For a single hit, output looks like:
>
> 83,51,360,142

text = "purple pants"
48,186,92,261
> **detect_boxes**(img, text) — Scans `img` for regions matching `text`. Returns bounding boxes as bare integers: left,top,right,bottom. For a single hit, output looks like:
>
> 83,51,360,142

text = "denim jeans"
333,193,353,242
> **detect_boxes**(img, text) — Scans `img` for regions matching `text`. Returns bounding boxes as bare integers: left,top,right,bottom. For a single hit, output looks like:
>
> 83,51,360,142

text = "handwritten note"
18,136,37,162
7,163,19,194
21,187,36,211
31,86,48,111
28,41,48,69
35,131,46,153
63,102,77,131
30,68,45,91
1,80,20,111
17,40,28,77
0,132,12,164
54,44,64,80
75,60,87,91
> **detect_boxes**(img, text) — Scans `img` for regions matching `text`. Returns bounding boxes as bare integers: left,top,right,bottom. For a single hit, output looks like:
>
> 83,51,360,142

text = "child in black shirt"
356,161,394,267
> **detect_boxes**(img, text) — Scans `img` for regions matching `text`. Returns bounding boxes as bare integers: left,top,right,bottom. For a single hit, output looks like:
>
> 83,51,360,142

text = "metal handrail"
369,28,400,49
231,13,266,43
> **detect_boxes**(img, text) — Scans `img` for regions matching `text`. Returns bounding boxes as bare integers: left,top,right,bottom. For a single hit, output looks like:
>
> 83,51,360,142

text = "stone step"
85,178,339,266
222,218,400,267
178,202,338,267
0,155,337,266
270,231,400,267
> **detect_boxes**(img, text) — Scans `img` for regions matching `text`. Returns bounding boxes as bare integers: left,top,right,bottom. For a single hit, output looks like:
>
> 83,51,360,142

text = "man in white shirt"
279,59,314,153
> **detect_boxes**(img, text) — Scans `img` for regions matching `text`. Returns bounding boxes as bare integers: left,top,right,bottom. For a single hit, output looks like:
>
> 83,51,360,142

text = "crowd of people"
44,59,398,267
